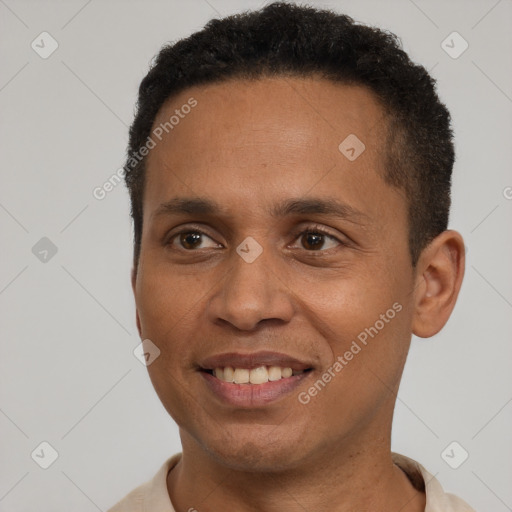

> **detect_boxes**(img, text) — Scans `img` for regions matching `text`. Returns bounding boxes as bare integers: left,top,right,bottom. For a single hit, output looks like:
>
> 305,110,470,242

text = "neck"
167,430,425,512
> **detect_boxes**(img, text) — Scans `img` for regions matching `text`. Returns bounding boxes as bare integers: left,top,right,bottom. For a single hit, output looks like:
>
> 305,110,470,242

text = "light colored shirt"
107,452,476,511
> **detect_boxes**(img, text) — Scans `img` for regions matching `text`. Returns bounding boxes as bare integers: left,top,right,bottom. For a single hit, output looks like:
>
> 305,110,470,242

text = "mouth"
197,351,314,407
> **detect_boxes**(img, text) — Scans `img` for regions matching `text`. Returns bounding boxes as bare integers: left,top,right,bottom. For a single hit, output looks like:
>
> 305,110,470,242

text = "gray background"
1,0,511,510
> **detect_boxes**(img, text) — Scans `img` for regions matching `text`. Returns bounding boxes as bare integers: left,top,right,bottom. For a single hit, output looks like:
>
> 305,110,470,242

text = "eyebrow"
152,196,368,223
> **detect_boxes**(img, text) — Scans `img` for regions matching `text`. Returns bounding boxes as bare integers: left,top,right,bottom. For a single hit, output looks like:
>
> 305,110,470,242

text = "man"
109,2,475,510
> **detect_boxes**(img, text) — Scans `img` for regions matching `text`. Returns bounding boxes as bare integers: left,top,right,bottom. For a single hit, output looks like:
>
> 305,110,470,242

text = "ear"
412,230,465,338
131,266,142,339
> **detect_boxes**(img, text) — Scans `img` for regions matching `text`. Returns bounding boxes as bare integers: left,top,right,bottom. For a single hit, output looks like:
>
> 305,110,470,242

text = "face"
133,77,417,472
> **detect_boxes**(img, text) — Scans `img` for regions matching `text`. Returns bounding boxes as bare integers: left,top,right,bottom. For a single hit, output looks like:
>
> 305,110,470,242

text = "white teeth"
233,368,250,384
281,367,293,378
212,365,302,384
223,366,234,382
249,366,268,384
268,366,282,381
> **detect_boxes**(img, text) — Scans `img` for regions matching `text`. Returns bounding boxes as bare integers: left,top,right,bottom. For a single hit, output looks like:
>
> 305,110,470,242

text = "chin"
196,425,309,473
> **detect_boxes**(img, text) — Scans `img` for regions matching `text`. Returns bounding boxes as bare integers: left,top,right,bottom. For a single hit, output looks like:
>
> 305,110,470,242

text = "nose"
207,244,295,331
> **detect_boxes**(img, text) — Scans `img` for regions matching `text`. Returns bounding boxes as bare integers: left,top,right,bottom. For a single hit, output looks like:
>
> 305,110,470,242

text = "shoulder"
107,453,182,512
392,452,477,512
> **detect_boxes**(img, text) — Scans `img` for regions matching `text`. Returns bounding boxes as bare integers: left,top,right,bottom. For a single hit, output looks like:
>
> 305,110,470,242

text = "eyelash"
166,224,345,252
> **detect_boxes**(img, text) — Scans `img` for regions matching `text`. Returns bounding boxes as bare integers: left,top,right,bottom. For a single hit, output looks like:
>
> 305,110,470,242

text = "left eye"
294,230,341,251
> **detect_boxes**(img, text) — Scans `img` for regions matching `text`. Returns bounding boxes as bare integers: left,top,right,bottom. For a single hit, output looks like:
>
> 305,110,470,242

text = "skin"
131,76,465,512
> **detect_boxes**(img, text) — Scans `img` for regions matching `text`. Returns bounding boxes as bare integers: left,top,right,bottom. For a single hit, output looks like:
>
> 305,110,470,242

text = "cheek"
302,271,412,392
135,265,209,409
301,298,411,438
136,258,204,337
300,269,402,343
136,267,204,420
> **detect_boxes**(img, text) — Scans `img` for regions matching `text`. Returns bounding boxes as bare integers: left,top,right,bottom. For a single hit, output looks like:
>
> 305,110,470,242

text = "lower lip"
200,370,312,408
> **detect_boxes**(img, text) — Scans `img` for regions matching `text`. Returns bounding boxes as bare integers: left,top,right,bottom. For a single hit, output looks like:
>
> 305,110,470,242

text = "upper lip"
198,351,314,371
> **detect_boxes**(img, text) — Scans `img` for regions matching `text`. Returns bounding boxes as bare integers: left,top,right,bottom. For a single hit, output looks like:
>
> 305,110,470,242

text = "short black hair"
124,1,454,268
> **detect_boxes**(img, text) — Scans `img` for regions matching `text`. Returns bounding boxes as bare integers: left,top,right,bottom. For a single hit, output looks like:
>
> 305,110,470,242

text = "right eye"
167,230,221,251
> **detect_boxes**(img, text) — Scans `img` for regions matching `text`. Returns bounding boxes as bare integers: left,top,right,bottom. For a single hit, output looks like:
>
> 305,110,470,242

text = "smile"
205,365,310,384
197,350,315,407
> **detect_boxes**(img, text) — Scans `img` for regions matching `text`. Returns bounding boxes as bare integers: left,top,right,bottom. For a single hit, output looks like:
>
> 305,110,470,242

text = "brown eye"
302,232,325,250
293,228,342,252
167,229,220,251
180,231,203,250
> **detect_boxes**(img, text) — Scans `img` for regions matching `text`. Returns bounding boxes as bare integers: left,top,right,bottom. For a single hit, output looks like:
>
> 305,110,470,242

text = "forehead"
151,76,385,162
144,76,396,219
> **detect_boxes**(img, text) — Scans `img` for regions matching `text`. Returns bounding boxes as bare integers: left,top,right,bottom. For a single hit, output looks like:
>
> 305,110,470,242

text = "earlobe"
412,230,465,338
